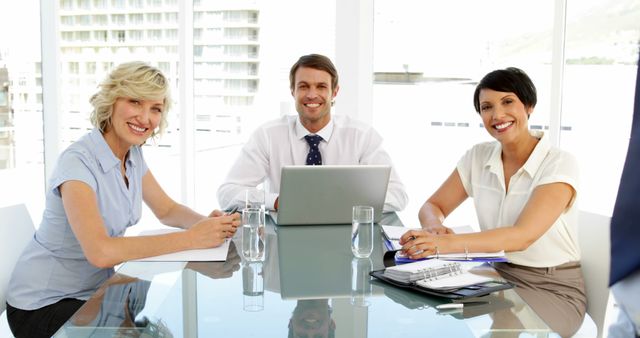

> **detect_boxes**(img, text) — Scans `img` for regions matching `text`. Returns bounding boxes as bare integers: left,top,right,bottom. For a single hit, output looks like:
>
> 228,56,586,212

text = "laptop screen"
276,165,391,225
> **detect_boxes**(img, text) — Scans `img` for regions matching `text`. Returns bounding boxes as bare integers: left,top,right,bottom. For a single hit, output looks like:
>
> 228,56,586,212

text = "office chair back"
574,210,612,338
0,204,35,313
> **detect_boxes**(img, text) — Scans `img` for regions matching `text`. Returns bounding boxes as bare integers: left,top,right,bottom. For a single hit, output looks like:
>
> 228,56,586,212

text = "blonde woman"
6,62,240,338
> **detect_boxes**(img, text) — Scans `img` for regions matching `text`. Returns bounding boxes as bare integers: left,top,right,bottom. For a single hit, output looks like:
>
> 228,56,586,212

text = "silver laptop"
275,165,391,225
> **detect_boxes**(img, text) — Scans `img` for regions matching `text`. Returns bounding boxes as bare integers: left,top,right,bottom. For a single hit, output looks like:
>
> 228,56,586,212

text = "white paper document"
381,225,474,242
130,228,230,262
383,258,495,291
415,272,494,291
381,225,505,261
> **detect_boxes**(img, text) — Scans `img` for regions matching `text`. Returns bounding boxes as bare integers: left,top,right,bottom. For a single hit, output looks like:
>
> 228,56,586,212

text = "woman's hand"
208,209,225,217
186,241,242,279
399,229,445,260
422,223,454,235
188,213,241,248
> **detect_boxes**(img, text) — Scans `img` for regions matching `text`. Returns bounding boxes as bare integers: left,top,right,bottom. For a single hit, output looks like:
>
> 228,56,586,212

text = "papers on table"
117,261,187,281
380,225,506,262
380,224,418,246
382,225,474,242
415,272,494,291
384,258,462,283
130,228,230,262
382,258,495,291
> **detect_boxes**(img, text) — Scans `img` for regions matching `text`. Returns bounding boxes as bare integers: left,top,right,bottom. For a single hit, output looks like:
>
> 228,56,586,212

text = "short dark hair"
473,67,537,113
289,54,339,92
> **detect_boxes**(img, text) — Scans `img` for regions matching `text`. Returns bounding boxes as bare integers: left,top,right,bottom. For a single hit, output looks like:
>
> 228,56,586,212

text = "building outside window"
372,0,639,222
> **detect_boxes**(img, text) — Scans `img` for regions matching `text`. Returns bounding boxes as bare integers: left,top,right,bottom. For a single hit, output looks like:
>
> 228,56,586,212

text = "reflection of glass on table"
242,261,264,312
351,257,373,307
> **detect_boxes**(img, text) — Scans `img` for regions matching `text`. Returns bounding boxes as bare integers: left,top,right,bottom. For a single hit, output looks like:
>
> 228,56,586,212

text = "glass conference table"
54,213,554,337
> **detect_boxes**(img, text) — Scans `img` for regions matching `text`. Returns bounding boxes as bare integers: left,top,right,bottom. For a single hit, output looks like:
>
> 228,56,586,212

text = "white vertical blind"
178,0,195,206
335,0,374,124
40,0,61,182
549,0,568,147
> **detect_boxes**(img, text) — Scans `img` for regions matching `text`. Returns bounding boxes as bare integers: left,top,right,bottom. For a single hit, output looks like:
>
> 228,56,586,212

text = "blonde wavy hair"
90,61,172,137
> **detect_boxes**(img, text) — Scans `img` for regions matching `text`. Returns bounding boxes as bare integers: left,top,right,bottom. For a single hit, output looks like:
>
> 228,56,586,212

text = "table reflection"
55,213,558,337
184,240,241,279
351,257,373,307
288,299,335,338
60,275,171,337
242,261,265,312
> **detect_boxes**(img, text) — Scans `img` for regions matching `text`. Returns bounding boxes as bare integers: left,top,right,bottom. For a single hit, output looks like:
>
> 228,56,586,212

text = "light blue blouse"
7,128,148,310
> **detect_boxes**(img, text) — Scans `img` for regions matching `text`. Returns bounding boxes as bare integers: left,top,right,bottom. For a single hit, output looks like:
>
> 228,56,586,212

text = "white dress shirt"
217,114,408,212
456,130,580,267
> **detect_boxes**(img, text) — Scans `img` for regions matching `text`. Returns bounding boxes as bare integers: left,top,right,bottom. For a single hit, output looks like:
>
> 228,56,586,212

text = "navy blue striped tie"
304,135,323,165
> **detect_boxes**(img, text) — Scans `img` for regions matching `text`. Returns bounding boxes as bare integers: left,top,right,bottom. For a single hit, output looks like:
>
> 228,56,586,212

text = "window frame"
39,0,569,204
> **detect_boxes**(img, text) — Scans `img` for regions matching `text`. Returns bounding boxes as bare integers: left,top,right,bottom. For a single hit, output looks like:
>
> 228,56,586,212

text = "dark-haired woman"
400,67,586,336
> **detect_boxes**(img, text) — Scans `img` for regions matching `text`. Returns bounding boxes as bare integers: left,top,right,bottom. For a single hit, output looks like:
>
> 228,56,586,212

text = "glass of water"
242,207,266,262
351,205,374,258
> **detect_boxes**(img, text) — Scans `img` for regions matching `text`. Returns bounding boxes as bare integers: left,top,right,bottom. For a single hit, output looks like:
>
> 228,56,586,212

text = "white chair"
0,204,35,313
573,210,612,338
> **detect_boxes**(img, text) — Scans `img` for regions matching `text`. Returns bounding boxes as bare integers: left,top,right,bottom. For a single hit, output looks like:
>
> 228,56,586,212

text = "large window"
560,0,640,215
0,0,45,218
54,0,183,215
4,0,636,230
373,0,557,223
35,0,336,227
373,0,639,222
191,0,336,212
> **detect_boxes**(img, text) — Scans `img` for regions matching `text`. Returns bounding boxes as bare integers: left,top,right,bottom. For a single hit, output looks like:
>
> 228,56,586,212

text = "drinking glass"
351,205,374,258
242,207,266,262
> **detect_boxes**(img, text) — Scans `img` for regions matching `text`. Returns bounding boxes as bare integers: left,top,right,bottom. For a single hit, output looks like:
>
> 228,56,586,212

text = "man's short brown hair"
289,54,339,92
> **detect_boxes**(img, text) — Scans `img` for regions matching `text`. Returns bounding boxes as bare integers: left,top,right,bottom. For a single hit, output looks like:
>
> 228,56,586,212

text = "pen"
223,206,240,241
226,205,239,215
435,301,488,310
436,303,463,310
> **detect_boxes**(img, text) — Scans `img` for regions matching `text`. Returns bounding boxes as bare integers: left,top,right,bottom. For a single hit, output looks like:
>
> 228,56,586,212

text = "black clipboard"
370,269,513,300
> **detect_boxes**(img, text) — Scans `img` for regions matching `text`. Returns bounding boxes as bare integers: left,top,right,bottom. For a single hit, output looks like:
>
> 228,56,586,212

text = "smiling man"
217,54,407,212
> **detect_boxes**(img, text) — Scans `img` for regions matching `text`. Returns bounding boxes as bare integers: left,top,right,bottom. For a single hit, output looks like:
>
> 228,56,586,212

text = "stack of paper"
383,259,462,283
415,273,493,291
383,258,495,291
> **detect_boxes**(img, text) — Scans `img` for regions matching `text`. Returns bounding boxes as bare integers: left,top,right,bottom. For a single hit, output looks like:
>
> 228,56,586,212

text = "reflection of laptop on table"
276,223,385,300
274,165,391,225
